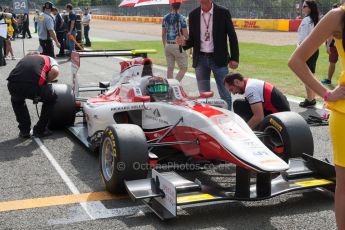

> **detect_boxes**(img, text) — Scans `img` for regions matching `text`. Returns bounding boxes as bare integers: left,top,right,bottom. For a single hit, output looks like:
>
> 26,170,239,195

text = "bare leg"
328,62,336,81
9,42,14,58
305,85,316,101
5,39,10,57
6,40,14,58
167,66,174,79
335,165,345,230
175,67,187,82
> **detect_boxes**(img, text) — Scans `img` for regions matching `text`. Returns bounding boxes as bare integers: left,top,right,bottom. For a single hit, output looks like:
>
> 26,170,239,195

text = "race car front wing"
124,154,335,220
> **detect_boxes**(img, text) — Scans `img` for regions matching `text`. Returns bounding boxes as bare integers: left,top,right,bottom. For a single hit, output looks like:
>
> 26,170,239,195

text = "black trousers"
56,32,65,55
0,37,5,66
22,24,31,38
233,99,254,122
7,82,57,134
234,98,276,123
84,25,91,46
39,39,55,58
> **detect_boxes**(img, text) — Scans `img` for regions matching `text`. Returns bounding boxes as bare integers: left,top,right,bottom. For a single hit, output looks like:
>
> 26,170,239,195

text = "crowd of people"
0,1,92,62
36,1,92,58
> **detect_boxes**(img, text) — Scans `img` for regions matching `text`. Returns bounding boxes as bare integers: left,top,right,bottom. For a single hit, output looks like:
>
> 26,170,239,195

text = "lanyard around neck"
201,12,212,32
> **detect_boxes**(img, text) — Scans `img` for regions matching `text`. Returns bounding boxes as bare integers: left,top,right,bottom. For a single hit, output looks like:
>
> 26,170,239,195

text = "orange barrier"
92,15,302,32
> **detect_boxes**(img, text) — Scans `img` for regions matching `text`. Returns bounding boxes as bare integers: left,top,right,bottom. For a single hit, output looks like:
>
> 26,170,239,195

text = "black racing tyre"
49,84,76,129
99,124,149,194
259,112,314,162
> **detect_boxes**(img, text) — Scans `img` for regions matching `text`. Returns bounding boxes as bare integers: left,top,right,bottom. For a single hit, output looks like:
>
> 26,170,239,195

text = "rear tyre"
49,84,75,129
259,112,314,162
99,124,148,194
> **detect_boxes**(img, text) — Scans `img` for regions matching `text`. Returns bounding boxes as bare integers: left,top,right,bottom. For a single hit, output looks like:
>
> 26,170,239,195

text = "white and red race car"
50,50,335,220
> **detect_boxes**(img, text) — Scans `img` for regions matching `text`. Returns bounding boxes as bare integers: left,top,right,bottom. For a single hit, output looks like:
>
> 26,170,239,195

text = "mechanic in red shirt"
224,72,290,129
7,52,59,138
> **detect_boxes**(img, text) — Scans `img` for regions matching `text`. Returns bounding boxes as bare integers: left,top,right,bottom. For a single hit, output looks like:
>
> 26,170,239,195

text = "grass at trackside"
91,40,341,98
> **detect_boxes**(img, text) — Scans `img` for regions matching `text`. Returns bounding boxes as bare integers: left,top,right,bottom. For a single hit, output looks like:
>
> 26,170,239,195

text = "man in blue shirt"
162,1,188,82
37,1,61,58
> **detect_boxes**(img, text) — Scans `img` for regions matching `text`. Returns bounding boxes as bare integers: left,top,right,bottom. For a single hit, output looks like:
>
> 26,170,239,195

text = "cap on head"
43,1,54,10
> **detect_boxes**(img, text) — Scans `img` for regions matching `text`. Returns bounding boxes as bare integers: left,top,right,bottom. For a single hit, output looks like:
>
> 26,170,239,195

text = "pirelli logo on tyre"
269,118,283,132
106,128,117,159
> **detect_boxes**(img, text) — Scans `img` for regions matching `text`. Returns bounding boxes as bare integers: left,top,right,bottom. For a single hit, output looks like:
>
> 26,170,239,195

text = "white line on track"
33,137,146,222
33,137,96,220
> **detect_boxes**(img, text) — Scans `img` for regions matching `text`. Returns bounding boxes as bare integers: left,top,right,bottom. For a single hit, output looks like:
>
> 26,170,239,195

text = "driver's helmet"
146,76,169,101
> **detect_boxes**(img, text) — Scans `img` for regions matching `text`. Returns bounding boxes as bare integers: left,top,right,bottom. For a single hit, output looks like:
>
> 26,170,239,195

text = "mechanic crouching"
224,72,290,129
7,52,59,138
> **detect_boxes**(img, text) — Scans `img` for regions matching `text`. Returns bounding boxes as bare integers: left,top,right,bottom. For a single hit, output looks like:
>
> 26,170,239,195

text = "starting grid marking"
0,192,127,213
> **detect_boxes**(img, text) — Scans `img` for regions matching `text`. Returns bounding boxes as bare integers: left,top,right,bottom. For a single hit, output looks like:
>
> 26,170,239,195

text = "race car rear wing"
71,49,156,97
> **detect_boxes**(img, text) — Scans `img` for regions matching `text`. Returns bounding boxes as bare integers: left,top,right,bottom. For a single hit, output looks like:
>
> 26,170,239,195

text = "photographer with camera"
7,52,59,138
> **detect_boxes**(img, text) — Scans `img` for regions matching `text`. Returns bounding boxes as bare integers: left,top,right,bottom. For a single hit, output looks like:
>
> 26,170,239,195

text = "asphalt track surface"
0,23,337,229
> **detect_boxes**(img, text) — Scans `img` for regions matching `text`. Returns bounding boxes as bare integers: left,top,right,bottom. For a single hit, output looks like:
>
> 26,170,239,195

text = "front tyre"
259,112,314,162
99,124,148,194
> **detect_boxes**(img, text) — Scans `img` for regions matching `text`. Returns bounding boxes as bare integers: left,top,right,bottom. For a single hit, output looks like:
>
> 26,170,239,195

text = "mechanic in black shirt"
65,3,76,54
7,52,59,138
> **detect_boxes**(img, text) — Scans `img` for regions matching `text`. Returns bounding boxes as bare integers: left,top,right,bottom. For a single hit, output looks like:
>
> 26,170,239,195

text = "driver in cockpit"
145,76,170,102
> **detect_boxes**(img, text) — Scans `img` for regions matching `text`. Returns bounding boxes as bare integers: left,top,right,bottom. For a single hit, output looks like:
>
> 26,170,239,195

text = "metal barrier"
21,0,338,19
75,0,337,20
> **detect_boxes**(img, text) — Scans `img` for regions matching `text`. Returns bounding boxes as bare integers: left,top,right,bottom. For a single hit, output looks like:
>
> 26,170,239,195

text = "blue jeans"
68,30,76,52
195,55,232,110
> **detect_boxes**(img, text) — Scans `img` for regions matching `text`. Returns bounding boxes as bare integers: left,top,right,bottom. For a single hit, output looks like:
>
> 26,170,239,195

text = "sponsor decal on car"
172,86,183,100
153,108,161,117
110,104,144,111
144,114,169,125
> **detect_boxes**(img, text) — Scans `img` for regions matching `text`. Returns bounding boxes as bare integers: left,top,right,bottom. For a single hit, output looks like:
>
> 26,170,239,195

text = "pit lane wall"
91,15,302,32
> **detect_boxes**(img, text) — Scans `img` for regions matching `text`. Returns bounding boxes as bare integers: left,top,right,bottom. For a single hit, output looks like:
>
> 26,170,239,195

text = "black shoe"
19,132,31,138
56,54,65,57
299,99,316,108
32,129,53,138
